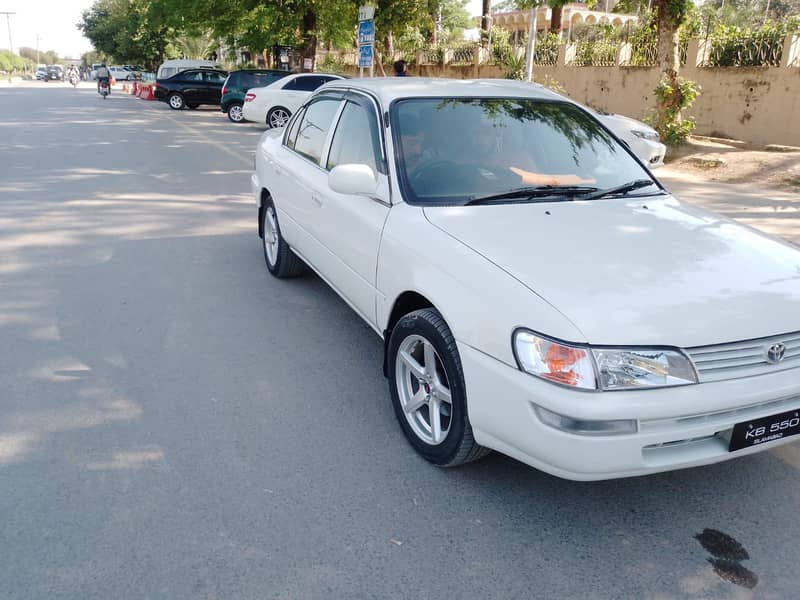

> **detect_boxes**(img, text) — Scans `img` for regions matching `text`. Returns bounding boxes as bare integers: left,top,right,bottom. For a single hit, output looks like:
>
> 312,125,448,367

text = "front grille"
686,331,800,382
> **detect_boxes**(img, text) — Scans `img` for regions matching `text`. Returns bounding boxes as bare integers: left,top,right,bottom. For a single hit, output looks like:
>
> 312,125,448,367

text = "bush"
647,76,701,145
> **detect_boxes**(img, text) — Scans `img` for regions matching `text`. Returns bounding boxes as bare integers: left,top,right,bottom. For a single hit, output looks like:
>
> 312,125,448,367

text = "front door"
309,93,390,327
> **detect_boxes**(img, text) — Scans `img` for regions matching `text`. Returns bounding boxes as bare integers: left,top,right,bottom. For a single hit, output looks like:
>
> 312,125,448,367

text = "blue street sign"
358,20,375,46
358,45,373,68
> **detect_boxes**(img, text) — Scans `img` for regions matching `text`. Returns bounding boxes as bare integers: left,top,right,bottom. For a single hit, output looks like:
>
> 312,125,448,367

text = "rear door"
177,70,204,103
202,71,227,104
267,93,345,269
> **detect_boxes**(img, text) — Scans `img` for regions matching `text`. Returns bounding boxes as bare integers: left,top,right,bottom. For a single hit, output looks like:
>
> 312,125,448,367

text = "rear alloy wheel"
168,93,185,110
227,102,244,123
266,106,291,129
261,197,306,278
388,308,490,467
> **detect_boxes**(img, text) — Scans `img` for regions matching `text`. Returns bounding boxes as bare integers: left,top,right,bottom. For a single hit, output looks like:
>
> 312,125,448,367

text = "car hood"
597,112,655,135
423,195,800,347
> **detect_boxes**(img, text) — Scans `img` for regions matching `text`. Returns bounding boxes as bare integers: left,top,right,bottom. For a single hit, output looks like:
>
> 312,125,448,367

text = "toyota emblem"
767,343,786,364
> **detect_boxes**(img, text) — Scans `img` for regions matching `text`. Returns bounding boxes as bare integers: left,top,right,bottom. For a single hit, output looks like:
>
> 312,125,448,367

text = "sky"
1,0,94,59
0,0,492,60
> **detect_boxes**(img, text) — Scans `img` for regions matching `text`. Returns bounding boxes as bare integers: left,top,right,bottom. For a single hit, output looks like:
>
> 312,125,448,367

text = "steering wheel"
409,160,460,188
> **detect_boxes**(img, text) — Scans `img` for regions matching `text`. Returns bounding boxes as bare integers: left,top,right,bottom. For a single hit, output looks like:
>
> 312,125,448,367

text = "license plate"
729,408,800,452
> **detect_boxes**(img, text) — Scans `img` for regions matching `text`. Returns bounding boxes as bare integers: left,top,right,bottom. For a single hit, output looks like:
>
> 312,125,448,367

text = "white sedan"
251,77,800,481
594,110,667,168
242,72,345,128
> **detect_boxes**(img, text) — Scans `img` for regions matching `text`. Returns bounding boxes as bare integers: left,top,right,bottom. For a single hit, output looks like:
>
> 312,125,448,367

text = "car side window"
181,71,203,81
284,107,306,150
204,72,226,83
292,99,342,165
281,78,297,91
294,76,324,92
326,99,384,174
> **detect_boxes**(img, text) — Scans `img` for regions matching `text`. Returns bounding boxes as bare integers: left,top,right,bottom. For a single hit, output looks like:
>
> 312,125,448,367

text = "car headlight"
513,330,697,391
631,129,661,142
592,348,697,390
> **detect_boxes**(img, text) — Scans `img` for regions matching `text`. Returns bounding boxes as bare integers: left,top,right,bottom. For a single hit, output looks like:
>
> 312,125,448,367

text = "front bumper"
460,342,800,480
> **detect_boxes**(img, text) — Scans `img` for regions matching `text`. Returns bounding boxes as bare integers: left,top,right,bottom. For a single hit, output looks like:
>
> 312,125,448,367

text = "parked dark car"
220,69,290,123
153,68,229,110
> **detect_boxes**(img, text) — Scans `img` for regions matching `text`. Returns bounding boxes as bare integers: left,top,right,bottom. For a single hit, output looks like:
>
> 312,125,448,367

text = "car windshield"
392,97,659,205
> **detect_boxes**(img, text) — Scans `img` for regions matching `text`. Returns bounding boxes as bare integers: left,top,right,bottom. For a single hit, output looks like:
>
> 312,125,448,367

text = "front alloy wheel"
396,334,453,445
388,308,489,466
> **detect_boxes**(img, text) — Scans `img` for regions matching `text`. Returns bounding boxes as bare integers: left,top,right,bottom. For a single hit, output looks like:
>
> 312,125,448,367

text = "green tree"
79,0,172,70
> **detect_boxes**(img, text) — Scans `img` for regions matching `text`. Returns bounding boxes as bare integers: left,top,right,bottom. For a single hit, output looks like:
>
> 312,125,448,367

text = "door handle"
274,165,283,176
311,194,323,207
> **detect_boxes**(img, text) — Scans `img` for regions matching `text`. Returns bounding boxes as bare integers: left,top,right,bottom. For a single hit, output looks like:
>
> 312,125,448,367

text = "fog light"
534,405,638,436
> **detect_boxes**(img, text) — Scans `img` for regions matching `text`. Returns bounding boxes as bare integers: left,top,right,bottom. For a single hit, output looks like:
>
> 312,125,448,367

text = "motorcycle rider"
67,65,79,86
96,63,111,94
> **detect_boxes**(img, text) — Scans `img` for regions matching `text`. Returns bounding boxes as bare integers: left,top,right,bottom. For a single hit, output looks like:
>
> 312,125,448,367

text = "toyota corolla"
250,78,800,480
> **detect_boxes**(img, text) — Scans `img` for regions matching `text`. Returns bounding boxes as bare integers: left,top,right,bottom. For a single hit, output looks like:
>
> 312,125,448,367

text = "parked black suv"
154,68,229,110
221,69,290,123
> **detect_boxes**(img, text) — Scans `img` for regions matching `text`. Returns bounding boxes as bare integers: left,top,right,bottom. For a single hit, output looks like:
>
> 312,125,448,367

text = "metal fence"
449,44,477,65
704,32,784,67
571,40,618,67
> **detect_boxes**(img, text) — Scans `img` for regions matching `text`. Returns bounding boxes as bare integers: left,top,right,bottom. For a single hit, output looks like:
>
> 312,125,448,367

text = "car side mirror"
328,164,377,196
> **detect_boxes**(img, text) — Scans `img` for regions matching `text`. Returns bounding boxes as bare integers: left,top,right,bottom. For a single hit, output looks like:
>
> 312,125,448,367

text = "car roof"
321,77,568,107
261,72,344,88
176,68,228,75
231,68,288,75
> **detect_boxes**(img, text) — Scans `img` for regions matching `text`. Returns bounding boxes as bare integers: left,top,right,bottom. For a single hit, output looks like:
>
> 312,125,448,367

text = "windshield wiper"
579,179,658,201
465,185,599,206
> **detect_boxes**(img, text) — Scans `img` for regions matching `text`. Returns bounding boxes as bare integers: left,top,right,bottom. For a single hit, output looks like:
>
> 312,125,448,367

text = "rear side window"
254,72,286,87
181,71,203,81
284,108,306,151
203,71,226,83
292,99,342,164
294,76,326,92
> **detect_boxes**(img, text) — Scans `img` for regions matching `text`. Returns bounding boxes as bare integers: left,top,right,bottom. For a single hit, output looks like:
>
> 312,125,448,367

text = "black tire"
227,102,245,123
266,106,292,129
261,197,306,278
387,308,490,467
167,93,185,110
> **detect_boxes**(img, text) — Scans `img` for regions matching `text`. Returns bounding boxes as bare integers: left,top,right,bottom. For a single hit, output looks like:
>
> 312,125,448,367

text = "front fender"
377,203,585,368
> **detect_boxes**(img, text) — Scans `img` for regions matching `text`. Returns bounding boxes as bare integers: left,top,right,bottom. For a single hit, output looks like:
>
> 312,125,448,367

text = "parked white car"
109,66,135,81
251,78,800,481
242,73,345,128
594,110,667,168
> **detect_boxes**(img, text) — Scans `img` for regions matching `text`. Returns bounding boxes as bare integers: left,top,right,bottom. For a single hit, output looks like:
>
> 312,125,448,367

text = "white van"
156,59,219,80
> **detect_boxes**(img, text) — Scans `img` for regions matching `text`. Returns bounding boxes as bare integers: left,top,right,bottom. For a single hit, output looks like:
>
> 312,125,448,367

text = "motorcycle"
98,79,110,99
69,73,79,88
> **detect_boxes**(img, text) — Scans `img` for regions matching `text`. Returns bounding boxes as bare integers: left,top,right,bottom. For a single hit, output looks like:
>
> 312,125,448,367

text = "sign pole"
358,4,375,77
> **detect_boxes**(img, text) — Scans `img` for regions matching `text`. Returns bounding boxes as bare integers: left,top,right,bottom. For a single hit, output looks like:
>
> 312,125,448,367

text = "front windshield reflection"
393,98,657,205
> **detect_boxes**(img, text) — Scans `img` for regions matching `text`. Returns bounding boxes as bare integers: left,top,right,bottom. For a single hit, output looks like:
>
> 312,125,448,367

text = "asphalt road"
1,81,799,600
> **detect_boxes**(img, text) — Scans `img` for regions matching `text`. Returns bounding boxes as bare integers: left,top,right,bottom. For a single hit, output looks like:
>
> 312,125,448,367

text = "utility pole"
1,11,14,54
525,4,538,82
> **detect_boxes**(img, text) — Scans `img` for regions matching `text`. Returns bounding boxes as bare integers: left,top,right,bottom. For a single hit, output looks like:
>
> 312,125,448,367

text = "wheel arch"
257,188,273,239
382,291,437,377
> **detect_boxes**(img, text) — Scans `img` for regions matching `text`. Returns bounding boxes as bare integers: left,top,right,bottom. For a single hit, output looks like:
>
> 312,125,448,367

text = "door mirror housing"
328,164,377,196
